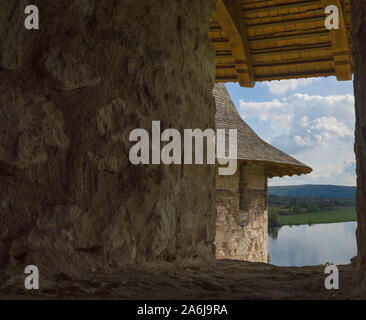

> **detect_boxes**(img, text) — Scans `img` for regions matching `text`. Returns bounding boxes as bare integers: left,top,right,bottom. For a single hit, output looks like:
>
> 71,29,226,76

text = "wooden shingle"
211,0,352,86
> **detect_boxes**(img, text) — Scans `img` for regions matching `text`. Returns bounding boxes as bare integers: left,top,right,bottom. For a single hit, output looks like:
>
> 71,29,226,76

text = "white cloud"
239,93,356,186
238,98,292,135
269,147,356,186
239,93,355,154
309,116,353,138
262,78,320,95
343,161,356,175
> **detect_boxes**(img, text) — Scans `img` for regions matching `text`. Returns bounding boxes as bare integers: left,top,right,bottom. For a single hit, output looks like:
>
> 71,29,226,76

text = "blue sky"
225,77,356,186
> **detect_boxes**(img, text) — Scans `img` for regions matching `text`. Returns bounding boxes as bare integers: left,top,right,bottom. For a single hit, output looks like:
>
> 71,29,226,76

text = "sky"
225,76,356,187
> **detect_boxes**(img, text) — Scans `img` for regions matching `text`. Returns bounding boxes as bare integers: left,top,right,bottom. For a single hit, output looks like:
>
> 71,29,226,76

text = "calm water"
268,221,357,266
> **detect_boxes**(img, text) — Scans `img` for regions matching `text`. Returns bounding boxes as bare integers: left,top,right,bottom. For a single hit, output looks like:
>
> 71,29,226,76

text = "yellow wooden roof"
210,0,352,87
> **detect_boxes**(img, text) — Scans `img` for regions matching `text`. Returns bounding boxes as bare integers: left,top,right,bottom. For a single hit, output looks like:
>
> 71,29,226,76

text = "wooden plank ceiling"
210,0,352,87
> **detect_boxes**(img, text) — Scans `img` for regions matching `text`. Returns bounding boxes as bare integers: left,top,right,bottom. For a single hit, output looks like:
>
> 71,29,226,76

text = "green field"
271,206,357,226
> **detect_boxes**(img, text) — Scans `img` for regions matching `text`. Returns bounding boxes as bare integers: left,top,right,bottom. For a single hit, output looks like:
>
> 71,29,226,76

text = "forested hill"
268,185,356,199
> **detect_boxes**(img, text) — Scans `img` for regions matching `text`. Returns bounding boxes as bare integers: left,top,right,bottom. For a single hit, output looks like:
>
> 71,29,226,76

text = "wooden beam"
255,69,335,81
249,31,330,44
243,0,321,15
246,16,325,30
216,76,239,82
254,57,333,68
321,0,352,80
252,45,332,59
215,0,255,87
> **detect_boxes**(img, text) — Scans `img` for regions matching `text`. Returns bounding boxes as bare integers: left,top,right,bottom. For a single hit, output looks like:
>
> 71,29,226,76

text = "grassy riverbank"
273,206,357,226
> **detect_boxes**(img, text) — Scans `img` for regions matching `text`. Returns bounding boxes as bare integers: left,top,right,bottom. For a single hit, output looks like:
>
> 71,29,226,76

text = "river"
268,221,357,266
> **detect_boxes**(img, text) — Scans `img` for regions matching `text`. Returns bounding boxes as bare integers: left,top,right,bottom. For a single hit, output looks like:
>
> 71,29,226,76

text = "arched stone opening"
0,0,365,299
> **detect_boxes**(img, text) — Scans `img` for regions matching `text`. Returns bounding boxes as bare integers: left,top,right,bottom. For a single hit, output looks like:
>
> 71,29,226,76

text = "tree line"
268,195,355,216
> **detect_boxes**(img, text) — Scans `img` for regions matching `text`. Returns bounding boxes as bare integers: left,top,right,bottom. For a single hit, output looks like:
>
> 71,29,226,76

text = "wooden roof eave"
210,0,353,85
236,159,312,179
215,0,255,87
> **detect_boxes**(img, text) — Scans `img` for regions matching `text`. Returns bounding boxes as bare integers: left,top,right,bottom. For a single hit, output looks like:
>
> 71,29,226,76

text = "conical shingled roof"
213,83,312,178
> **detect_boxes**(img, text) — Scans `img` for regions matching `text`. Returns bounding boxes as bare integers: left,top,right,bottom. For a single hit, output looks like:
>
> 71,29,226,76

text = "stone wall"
350,0,366,298
0,0,217,282
215,161,268,262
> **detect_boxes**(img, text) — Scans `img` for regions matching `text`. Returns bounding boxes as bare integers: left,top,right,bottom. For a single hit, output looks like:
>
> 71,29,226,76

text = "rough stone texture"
351,0,366,299
42,40,101,90
0,0,217,284
0,260,359,300
0,88,69,168
0,1,26,70
215,161,268,262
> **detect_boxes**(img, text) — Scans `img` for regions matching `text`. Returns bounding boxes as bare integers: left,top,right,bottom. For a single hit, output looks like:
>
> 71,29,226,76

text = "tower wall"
215,162,268,263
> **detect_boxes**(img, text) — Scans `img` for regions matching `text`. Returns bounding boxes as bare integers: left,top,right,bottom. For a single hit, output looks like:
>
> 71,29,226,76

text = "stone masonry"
215,161,268,263
0,0,217,284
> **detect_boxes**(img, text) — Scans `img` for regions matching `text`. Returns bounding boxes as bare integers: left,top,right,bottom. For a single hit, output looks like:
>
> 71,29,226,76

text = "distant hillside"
268,185,356,199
